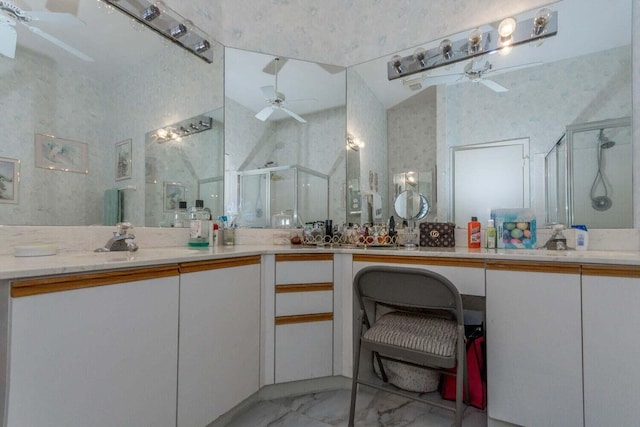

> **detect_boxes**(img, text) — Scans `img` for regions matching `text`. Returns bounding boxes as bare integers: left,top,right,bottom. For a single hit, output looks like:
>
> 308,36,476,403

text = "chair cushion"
364,311,458,357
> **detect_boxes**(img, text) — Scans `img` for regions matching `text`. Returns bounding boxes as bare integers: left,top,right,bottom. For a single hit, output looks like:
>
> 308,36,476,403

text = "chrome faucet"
95,222,138,252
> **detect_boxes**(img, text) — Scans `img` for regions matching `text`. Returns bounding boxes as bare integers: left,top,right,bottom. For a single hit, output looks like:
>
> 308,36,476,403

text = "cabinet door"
275,319,333,383
273,254,334,384
486,262,583,427
582,266,640,426
8,269,180,427
178,257,261,427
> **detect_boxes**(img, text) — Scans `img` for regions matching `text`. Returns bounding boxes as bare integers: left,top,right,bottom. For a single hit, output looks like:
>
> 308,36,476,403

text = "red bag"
441,335,486,409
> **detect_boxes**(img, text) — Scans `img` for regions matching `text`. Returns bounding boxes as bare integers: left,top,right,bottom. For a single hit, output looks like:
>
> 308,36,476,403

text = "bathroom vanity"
1,245,639,427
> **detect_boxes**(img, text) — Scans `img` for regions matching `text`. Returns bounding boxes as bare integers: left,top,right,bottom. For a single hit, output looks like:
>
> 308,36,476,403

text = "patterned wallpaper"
346,68,388,222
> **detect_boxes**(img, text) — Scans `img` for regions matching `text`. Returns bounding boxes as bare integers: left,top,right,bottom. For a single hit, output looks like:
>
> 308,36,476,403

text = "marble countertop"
1,244,640,280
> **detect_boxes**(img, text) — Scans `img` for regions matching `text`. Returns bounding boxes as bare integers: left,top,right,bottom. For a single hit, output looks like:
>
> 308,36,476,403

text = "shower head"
598,129,616,149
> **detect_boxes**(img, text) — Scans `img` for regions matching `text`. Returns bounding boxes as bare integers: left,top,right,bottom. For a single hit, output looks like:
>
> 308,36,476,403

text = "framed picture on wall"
115,139,132,181
35,133,88,174
163,182,186,211
0,157,19,204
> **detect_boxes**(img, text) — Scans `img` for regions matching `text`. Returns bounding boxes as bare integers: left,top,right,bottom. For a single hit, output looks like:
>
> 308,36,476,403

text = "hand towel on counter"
103,189,121,226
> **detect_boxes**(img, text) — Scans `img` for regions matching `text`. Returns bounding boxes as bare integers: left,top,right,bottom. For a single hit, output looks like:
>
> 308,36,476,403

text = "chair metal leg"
348,313,365,427
454,327,465,427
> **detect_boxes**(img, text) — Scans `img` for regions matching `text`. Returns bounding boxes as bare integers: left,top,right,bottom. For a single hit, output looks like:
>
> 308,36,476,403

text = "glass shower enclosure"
236,165,329,228
545,117,632,228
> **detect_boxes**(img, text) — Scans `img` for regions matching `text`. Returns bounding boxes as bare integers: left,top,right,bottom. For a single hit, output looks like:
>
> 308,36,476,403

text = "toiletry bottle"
188,199,210,247
172,201,188,228
211,222,219,247
485,219,497,249
467,216,481,248
572,225,588,251
216,216,225,246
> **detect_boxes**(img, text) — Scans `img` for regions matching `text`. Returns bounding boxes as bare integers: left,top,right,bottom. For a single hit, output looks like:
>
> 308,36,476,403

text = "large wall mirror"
224,48,346,227
347,0,633,229
0,1,224,227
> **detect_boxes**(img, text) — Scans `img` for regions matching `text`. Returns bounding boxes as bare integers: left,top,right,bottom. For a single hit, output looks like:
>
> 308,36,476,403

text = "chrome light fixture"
387,7,557,81
103,0,215,63
149,115,214,144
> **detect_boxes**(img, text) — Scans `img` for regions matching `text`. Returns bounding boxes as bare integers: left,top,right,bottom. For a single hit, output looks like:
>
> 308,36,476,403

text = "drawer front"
276,260,333,285
276,290,333,317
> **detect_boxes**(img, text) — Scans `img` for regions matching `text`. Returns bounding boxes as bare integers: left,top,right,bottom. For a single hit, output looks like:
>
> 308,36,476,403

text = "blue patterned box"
491,208,536,249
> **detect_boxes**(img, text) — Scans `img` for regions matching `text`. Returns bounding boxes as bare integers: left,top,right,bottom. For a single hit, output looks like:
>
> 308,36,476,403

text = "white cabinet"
7,266,180,427
274,254,334,383
582,265,640,426
178,256,261,427
486,261,583,427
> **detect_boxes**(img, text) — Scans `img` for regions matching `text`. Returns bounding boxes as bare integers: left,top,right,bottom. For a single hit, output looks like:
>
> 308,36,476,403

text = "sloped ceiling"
163,0,554,67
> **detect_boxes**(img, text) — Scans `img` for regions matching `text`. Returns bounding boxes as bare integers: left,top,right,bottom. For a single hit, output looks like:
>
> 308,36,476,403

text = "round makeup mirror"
394,190,429,221
394,190,429,248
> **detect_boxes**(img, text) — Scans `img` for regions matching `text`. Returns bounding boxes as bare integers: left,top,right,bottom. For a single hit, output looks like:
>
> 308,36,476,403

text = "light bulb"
468,29,482,54
498,17,517,38
391,55,403,74
439,39,453,60
533,8,552,35
413,47,426,67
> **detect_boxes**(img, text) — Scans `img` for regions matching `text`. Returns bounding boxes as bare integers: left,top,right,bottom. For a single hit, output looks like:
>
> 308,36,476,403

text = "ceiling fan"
255,57,307,123
407,59,543,93
460,60,509,92
0,0,93,61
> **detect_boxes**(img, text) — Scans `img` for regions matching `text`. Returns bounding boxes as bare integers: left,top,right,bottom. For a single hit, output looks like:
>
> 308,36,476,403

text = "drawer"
276,289,333,316
275,256,333,285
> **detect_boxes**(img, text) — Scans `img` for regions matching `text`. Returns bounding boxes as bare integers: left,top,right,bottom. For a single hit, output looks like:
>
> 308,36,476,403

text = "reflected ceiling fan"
408,59,542,93
255,57,307,123
461,60,509,92
0,0,92,61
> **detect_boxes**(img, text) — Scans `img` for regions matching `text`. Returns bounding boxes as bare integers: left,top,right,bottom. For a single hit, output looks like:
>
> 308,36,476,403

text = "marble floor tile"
228,387,486,427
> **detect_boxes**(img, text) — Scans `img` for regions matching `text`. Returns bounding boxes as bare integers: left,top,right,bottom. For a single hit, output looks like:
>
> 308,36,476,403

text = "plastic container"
467,216,481,248
188,200,210,247
572,225,588,251
485,219,497,249
172,201,188,228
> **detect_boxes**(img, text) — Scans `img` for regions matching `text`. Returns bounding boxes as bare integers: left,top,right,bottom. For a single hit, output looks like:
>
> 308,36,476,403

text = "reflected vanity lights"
102,0,215,63
346,134,364,151
149,115,213,144
387,8,557,80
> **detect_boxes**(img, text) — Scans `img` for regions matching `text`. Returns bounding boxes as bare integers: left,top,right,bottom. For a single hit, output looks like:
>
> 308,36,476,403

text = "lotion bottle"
467,216,481,248
485,219,497,249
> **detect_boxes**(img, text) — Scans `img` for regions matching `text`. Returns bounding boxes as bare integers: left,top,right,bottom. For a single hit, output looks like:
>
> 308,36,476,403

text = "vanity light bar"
103,0,215,63
387,10,558,81
148,115,214,143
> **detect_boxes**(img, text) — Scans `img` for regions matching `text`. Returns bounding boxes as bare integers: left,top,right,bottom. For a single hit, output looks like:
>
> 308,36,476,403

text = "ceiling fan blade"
23,23,94,62
280,107,306,123
480,79,508,93
0,23,17,59
260,85,277,101
45,0,78,16
262,57,288,75
317,63,343,74
255,106,275,122
26,10,84,25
